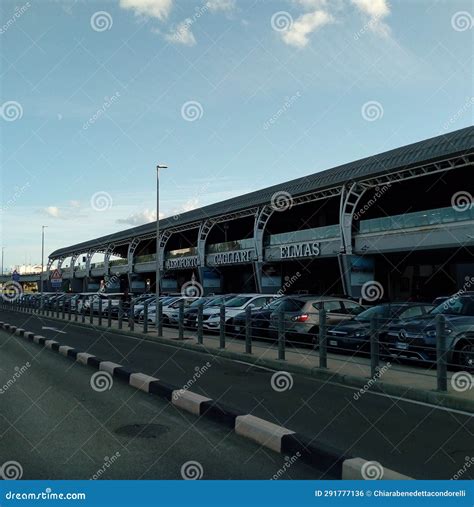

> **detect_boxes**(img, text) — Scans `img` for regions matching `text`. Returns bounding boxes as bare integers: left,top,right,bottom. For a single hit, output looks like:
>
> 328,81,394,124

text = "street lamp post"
1,247,4,276
156,164,168,330
40,225,47,307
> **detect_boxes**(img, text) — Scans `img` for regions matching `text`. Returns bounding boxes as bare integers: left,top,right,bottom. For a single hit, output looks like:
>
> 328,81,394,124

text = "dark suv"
386,294,474,370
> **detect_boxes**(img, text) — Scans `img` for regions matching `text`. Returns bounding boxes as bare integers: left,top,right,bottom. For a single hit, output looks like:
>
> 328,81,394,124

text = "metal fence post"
197,302,204,344
278,307,285,360
107,299,111,328
56,300,60,319
81,304,85,323
61,300,65,320
67,300,71,321
319,308,327,368
245,305,252,354
370,316,380,378
436,314,447,392
89,301,93,324
143,302,148,334
178,300,185,339
98,298,103,326
129,302,134,331
219,304,226,349
157,301,163,337
118,300,123,329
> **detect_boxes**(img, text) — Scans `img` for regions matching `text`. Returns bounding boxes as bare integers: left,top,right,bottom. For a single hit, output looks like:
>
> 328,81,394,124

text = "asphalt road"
1,308,473,480
0,330,320,480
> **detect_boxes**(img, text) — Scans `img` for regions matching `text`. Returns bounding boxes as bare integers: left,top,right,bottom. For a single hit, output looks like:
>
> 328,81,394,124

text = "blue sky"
1,0,472,267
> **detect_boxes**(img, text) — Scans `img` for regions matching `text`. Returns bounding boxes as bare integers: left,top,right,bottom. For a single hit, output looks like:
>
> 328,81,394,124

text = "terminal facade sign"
165,256,199,270
280,241,321,259
207,249,255,266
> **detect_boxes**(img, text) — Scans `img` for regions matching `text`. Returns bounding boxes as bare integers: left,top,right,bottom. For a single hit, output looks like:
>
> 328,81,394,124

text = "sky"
1,0,472,268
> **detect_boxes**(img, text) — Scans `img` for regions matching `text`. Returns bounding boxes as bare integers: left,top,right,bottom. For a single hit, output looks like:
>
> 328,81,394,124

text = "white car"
201,294,277,331
145,297,195,325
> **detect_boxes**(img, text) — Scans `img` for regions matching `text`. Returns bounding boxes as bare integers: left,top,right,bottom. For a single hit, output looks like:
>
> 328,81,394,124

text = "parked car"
386,294,474,369
268,296,365,344
229,297,287,338
326,302,434,353
201,294,277,331
183,295,237,328
144,297,194,325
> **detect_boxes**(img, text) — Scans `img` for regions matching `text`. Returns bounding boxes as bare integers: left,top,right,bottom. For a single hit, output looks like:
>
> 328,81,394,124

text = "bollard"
278,307,285,360
143,302,148,334
436,314,447,392
157,301,163,337
319,308,327,368
178,300,185,340
219,304,226,349
98,298,103,326
129,302,135,332
118,300,123,330
245,305,252,354
197,303,204,344
107,299,111,328
370,316,380,378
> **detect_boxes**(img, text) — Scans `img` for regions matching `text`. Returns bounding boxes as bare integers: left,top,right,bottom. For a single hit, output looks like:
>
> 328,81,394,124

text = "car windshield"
430,296,474,316
263,298,283,310
225,296,253,308
354,304,394,321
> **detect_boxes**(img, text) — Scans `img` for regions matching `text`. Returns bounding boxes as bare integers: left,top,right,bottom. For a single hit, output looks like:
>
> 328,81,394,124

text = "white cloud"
165,18,197,46
69,200,81,208
180,198,199,213
206,0,236,12
282,10,334,48
44,206,60,218
119,0,173,20
351,0,391,37
117,209,162,226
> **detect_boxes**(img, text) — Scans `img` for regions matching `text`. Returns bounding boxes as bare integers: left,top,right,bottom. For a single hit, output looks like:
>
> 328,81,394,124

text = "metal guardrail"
0,296,468,394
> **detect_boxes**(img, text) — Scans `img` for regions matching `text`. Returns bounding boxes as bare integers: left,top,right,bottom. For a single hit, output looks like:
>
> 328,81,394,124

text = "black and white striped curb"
0,321,413,480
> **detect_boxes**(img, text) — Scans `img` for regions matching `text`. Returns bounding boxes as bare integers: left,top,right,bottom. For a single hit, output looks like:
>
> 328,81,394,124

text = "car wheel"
455,340,474,371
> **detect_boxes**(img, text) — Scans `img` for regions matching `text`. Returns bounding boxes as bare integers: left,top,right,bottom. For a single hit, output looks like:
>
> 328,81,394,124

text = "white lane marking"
42,326,66,334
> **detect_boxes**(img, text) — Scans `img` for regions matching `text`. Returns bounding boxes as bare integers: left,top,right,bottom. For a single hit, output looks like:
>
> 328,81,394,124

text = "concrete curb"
30,313,473,413
1,320,413,480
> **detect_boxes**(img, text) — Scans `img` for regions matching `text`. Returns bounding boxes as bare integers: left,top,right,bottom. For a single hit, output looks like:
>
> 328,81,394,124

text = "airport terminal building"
43,127,473,301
